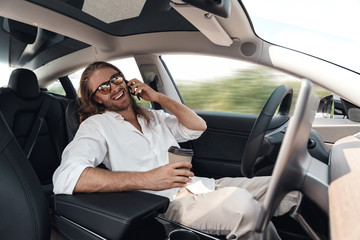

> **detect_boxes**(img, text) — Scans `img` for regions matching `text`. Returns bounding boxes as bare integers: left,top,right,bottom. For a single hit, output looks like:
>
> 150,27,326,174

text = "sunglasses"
92,72,125,96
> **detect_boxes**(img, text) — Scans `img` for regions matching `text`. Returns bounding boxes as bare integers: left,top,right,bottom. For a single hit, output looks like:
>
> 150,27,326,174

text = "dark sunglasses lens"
98,84,111,94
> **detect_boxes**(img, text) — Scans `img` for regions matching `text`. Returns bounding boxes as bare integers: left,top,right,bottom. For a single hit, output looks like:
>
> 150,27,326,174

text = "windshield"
242,0,360,73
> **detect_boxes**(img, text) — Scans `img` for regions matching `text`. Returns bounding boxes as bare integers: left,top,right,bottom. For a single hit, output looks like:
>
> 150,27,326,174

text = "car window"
0,63,15,87
162,54,330,115
242,0,360,74
163,55,293,114
47,80,66,96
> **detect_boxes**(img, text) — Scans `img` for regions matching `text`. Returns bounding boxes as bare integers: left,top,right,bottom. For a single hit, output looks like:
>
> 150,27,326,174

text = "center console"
51,191,222,240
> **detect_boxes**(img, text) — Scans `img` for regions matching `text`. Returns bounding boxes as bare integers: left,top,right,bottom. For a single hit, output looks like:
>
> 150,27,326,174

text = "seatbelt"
23,96,51,159
148,75,162,110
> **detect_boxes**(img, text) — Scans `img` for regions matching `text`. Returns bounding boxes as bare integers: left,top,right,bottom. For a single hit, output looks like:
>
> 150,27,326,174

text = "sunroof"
26,0,197,36
82,0,146,23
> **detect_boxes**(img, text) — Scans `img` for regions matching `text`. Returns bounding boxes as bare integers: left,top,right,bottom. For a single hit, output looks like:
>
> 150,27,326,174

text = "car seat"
65,98,80,141
0,68,68,194
0,110,51,239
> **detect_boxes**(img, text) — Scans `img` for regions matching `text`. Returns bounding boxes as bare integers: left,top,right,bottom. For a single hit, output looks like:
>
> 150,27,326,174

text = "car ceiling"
1,0,199,70
27,0,197,36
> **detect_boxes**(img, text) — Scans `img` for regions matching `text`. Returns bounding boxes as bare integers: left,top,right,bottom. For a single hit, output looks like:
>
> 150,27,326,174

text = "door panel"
187,111,290,179
188,111,257,179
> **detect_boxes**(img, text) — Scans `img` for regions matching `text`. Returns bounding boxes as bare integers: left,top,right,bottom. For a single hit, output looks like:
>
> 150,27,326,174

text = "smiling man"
53,61,298,240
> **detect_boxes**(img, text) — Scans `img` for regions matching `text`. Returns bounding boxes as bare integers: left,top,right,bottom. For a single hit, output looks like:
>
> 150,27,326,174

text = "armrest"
50,191,169,239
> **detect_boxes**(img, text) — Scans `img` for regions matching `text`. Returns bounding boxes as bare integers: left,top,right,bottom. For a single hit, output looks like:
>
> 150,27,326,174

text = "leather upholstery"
8,68,40,99
65,99,81,141
51,191,169,239
0,69,68,187
0,111,51,239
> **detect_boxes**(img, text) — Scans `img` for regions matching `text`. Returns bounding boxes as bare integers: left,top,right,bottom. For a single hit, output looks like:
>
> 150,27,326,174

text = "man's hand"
145,162,194,191
127,79,160,102
127,78,207,132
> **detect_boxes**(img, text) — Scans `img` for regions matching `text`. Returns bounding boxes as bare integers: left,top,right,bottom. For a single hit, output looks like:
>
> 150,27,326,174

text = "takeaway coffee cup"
168,229,200,240
168,146,194,166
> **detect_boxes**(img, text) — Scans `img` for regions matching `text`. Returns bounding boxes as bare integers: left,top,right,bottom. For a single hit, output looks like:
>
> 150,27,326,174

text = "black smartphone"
124,79,140,100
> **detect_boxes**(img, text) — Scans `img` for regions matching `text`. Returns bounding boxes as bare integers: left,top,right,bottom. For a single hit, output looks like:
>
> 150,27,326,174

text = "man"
53,61,298,239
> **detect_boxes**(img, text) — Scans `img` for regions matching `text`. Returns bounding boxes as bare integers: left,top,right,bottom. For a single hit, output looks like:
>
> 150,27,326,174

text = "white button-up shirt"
53,110,213,200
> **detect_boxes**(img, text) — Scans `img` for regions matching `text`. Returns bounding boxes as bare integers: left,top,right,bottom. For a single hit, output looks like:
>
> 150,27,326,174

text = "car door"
188,111,257,178
158,54,298,179
190,111,263,178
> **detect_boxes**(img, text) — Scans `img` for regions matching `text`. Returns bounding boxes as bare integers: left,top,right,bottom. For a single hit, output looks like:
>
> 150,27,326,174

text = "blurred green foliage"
176,67,330,114
47,66,330,115
47,81,66,96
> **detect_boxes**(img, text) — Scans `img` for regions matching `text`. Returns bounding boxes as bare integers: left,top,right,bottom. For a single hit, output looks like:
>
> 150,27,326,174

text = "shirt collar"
105,111,124,120
105,110,145,121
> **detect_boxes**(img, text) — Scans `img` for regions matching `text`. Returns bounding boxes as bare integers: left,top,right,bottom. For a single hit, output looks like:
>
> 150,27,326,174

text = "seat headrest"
8,68,40,99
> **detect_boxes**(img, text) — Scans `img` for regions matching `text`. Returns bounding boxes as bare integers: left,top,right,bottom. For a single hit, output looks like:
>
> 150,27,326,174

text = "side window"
162,54,330,114
47,80,66,95
0,64,14,87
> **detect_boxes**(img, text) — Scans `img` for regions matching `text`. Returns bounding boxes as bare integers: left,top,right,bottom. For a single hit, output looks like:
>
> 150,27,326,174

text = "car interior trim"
54,215,107,240
26,0,197,36
171,2,233,46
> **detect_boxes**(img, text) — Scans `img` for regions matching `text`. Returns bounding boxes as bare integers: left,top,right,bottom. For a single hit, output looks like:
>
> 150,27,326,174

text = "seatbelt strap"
148,75,162,110
23,96,51,159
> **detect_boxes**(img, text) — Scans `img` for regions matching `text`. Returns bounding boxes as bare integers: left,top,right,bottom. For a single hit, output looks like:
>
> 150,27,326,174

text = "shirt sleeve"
155,110,205,143
52,119,108,194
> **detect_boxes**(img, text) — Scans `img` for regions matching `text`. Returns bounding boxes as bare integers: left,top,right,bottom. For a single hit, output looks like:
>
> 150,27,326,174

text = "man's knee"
216,187,262,238
164,187,262,236
219,187,261,221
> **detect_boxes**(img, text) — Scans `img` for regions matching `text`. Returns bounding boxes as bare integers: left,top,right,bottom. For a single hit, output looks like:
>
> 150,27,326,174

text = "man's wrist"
153,92,170,105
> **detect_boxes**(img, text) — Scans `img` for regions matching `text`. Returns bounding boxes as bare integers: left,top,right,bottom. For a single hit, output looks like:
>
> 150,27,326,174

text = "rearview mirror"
178,0,231,18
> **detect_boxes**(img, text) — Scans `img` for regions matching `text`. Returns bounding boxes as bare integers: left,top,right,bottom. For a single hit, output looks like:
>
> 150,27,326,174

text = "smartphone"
124,79,140,100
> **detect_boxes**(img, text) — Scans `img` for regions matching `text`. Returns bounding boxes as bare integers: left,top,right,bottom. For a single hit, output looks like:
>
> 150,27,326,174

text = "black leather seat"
0,68,68,192
0,111,51,239
65,98,81,141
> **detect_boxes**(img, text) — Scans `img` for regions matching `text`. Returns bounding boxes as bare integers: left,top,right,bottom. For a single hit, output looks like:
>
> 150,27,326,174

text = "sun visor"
171,1,233,46
6,19,37,44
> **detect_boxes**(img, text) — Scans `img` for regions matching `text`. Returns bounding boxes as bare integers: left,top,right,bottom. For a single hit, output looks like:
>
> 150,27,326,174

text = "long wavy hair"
78,61,150,123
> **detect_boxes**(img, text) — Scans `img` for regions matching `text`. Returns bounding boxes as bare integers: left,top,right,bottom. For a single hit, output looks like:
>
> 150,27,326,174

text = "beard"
103,100,132,112
101,88,133,112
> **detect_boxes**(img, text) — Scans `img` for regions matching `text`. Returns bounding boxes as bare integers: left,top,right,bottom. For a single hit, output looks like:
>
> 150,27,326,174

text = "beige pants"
164,176,300,240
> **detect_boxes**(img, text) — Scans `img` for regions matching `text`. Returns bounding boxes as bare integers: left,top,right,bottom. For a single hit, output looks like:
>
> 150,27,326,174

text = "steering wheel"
255,80,323,233
241,85,293,178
